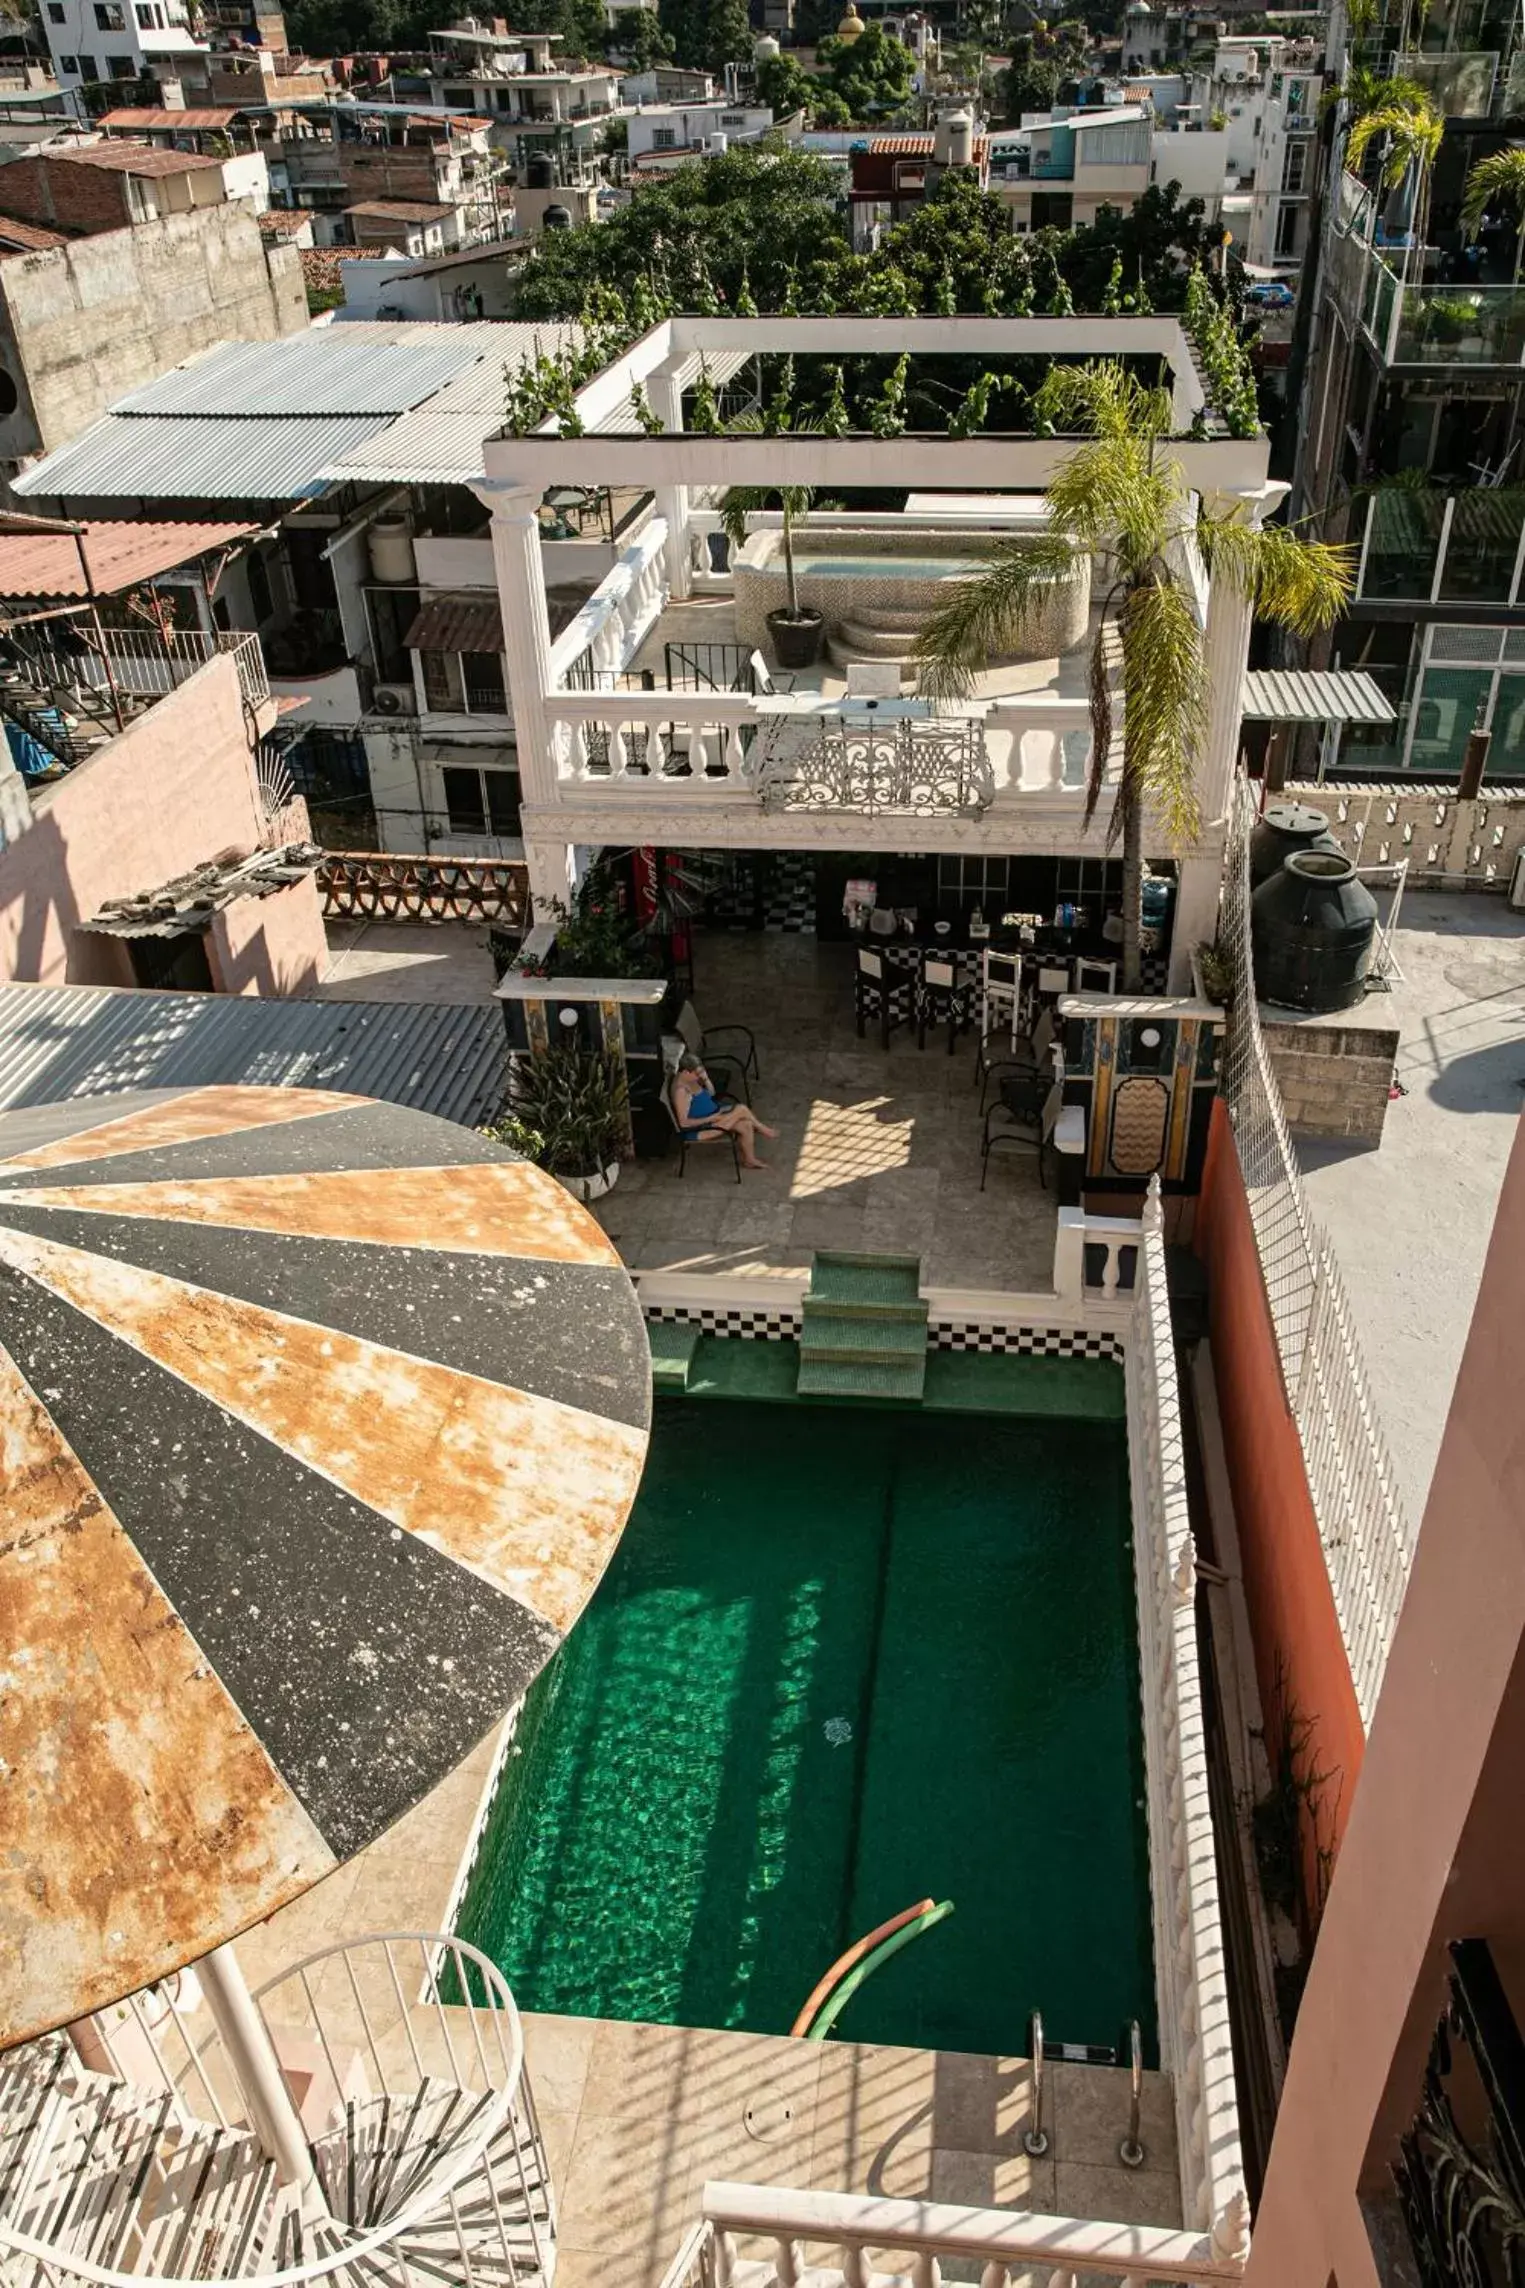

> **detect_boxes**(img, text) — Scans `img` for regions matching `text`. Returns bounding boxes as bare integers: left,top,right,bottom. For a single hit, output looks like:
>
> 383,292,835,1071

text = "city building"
0,133,270,223
625,96,776,170
331,231,530,318
0,197,304,495
270,102,511,248
994,105,1151,233
845,114,986,246
380,23,622,187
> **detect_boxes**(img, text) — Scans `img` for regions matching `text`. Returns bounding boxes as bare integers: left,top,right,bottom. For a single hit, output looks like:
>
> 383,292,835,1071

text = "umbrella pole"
198,1942,329,2216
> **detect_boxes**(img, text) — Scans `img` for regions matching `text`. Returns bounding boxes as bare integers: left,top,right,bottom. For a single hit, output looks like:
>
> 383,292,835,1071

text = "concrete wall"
1248,1119,1525,2288
1263,1020,1399,1144
0,653,323,989
0,202,305,467
1195,1097,1367,1922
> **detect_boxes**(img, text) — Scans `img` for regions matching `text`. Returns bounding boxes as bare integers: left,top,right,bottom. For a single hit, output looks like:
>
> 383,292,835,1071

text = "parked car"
1245,279,1295,310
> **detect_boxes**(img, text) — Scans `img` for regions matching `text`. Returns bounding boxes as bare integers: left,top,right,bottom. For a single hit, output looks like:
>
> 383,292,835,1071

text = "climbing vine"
1183,265,1262,439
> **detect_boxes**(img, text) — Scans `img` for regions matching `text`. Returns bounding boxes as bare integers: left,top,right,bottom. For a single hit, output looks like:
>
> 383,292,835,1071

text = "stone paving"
594,930,1058,1295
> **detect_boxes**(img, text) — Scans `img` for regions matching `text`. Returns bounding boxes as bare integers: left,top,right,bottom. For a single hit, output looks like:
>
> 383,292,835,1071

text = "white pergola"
471,316,1279,986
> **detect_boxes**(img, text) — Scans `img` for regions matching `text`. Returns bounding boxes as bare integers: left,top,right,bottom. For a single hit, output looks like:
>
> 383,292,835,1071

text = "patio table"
0,1083,651,2048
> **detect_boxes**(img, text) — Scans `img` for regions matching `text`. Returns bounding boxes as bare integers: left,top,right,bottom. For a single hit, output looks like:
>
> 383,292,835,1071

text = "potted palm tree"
913,361,1354,991
719,407,826,670
1462,144,1525,281
495,1047,630,1204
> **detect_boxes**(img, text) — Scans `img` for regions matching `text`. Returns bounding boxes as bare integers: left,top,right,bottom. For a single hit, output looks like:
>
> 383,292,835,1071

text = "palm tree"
1346,86,1444,287
912,362,1354,989
1462,145,1525,280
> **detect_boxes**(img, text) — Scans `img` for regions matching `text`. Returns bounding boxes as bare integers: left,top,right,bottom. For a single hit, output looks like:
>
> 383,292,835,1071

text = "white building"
991,107,1152,233
36,0,207,111
1186,34,1322,269
625,98,774,166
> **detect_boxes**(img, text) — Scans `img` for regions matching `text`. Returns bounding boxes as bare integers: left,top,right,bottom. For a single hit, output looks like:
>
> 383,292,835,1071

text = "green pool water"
455,1395,1154,2059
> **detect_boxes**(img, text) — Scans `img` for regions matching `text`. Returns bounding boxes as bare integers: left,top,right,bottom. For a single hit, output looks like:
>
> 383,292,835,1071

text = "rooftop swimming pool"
791,554,989,581
454,1384,1152,2059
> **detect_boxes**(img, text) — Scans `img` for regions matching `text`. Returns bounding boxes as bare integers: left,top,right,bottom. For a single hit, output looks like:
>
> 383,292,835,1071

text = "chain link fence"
1218,779,1413,1731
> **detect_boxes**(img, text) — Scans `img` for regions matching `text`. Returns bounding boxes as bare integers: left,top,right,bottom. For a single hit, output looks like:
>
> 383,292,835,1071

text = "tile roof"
257,206,311,235
404,590,503,653
0,516,256,601
0,215,66,251
56,140,224,174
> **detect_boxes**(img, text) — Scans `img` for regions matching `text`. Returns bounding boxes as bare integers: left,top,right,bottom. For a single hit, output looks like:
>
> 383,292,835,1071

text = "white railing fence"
9,627,269,714
547,688,758,785
1218,776,1413,1730
1127,1181,1246,2242
660,2181,1248,2288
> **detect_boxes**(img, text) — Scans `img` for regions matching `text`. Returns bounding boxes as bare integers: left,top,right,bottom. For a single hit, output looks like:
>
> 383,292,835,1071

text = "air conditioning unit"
372,682,417,717
1509,846,1525,910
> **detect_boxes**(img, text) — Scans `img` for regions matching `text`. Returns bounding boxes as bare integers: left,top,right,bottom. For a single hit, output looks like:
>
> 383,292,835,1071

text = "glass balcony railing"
1360,486,1525,603
1392,283,1525,363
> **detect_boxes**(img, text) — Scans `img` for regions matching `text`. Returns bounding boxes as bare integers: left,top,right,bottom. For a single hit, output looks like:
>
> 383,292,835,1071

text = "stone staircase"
825,603,929,685
796,1251,928,1402
648,1319,701,1394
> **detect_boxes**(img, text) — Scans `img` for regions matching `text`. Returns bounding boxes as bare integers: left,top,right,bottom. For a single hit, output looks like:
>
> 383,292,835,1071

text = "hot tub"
732,526,1091,660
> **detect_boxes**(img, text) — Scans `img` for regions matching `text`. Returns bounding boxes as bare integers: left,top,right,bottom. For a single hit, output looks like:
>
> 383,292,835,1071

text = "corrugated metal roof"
11,412,388,502
0,982,509,1128
1242,668,1396,724
0,517,255,600
319,328,579,485
109,325,510,420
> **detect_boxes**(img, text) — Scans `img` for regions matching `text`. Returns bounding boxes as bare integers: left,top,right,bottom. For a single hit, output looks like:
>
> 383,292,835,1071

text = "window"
93,3,125,28
46,4,64,21
57,51,77,69
1283,138,1308,193
720,111,744,126
441,764,520,837
652,126,677,147
135,4,162,23
78,52,99,77
462,649,505,711
1275,199,1299,257
421,648,464,711
111,56,136,76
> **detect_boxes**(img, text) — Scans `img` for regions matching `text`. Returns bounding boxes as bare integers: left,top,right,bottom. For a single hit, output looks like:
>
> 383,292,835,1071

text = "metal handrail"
0,1933,531,2288
1023,2010,1049,2158
1120,2020,1145,2169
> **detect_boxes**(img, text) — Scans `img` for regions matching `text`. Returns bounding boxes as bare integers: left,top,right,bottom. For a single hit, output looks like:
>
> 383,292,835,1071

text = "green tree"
1461,143,1525,279
608,5,675,68
1346,84,1443,286
703,0,753,69
817,22,916,116
914,363,1354,988
756,49,851,123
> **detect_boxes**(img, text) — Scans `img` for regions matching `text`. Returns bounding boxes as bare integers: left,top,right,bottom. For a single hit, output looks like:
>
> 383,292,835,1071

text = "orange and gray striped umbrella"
0,1085,651,2046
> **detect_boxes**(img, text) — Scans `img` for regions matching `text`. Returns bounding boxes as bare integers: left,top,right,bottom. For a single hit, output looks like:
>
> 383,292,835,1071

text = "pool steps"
648,1318,702,1394
797,1251,928,1402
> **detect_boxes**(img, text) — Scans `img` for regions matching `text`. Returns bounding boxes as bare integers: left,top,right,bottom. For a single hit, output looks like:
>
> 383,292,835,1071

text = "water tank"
1248,800,1341,889
1251,850,1379,1013
542,202,573,229
708,129,728,154
525,150,554,187
755,31,781,57
368,512,416,584
946,108,974,166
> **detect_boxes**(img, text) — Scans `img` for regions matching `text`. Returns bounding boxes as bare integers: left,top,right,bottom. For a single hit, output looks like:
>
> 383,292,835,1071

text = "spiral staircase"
0,1938,554,2288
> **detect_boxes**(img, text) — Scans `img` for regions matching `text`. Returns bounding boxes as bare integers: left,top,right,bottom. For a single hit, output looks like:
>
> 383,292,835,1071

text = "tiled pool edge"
634,1269,1128,1360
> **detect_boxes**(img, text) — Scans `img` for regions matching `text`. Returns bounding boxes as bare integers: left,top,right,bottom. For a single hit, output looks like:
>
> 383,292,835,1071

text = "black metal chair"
663,1075,742,1181
981,1079,1061,1192
977,1004,1056,1114
674,998,758,1097
916,950,972,1055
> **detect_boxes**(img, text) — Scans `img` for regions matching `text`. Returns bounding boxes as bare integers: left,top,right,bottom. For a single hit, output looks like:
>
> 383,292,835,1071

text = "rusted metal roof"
0,1082,651,2044
404,591,504,653
81,843,321,936
0,516,257,601
344,196,455,222
97,106,243,129
53,140,225,174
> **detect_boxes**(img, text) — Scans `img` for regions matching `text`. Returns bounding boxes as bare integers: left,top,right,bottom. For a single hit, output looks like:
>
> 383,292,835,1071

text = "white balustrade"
547,690,759,787
1053,1204,1139,1303
549,517,671,691
986,698,1095,795
658,2183,1247,2288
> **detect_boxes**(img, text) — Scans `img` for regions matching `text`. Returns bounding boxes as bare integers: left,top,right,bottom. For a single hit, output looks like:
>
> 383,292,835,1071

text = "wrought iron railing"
319,850,530,927
1218,777,1412,1728
1395,1939,1525,2288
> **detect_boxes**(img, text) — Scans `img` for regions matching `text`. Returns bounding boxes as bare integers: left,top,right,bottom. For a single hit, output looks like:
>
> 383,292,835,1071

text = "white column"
647,369,691,602
1197,482,1287,826
522,834,576,916
198,1943,327,2214
1169,850,1225,992
475,480,557,808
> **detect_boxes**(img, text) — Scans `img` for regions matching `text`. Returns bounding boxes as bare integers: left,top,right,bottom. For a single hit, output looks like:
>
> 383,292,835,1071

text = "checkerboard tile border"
643,1302,1122,1360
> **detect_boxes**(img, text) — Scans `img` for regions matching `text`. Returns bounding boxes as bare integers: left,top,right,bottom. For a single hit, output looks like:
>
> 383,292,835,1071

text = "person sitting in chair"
672,1053,778,1171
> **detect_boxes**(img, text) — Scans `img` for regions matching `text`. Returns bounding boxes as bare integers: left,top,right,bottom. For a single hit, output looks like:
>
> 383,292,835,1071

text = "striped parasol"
0,1085,651,2046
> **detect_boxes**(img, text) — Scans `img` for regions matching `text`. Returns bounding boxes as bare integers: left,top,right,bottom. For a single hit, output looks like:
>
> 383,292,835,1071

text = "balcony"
0,626,268,786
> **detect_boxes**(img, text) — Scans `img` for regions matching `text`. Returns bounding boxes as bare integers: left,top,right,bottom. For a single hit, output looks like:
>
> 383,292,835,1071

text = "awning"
1242,668,1396,725
0,517,258,604
404,592,504,653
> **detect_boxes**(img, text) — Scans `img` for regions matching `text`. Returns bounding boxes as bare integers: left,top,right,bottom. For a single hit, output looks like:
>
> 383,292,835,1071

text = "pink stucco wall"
208,876,326,997
0,655,323,992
